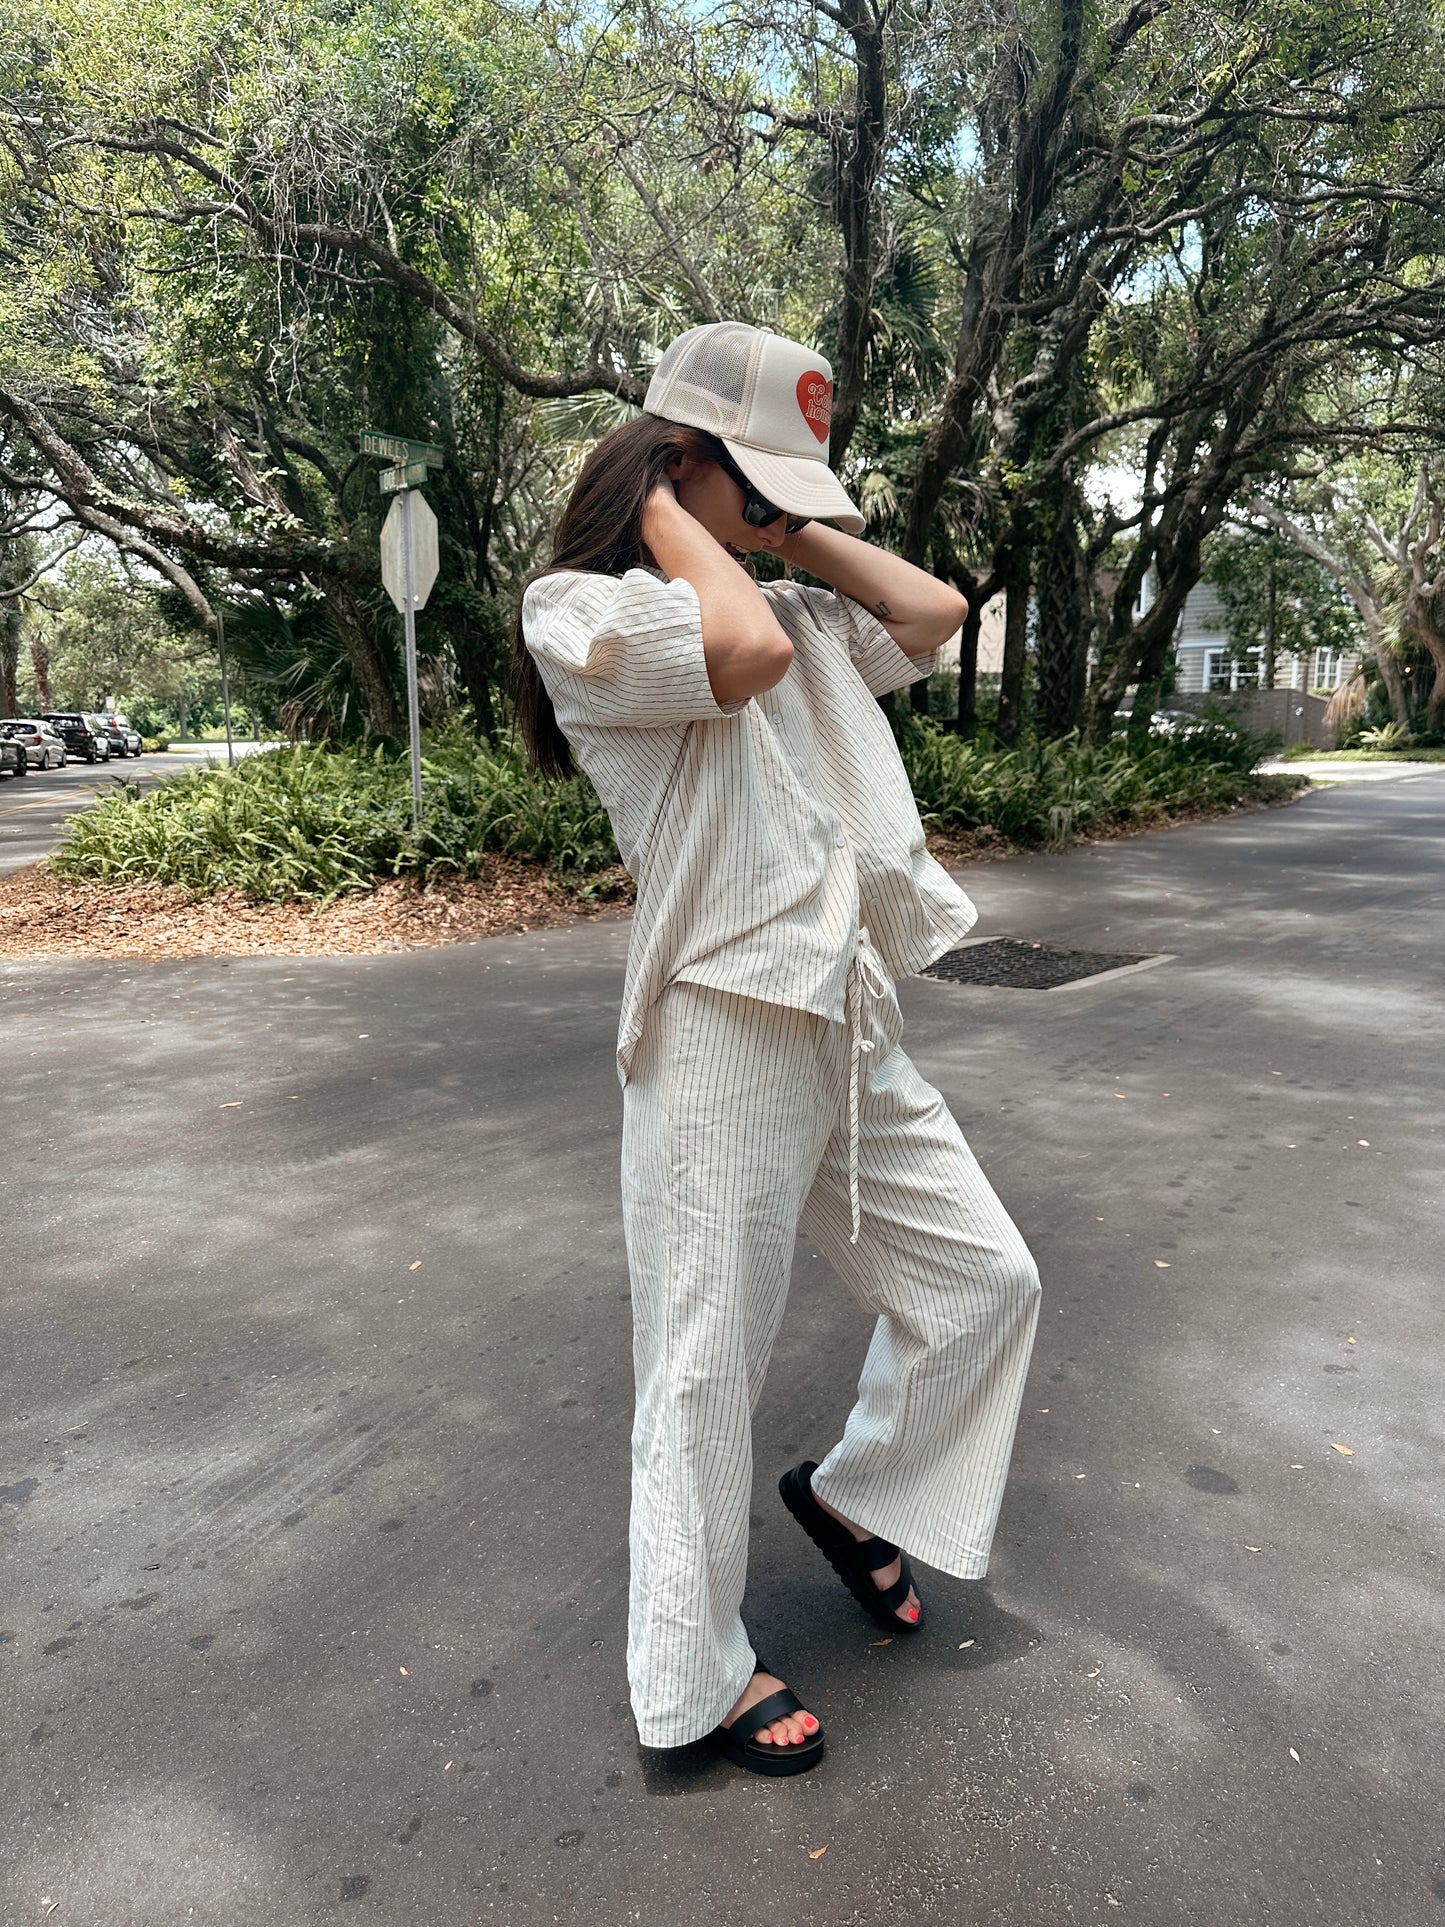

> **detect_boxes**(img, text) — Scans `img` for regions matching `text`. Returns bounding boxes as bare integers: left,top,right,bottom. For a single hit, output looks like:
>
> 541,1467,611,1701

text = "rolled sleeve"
522,567,751,729
770,583,938,698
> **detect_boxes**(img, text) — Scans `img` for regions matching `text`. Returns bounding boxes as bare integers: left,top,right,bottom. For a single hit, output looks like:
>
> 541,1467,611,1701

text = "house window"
1311,647,1341,690
1202,648,1262,692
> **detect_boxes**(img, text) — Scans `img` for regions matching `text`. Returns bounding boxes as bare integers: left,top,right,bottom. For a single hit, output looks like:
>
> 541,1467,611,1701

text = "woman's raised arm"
641,485,793,706
777,521,968,658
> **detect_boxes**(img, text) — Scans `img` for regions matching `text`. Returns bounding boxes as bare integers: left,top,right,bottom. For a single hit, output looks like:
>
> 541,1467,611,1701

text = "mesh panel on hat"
651,322,756,428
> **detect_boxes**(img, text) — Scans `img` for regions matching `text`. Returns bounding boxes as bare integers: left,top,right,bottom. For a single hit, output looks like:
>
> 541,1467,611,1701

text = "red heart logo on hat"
796,372,832,444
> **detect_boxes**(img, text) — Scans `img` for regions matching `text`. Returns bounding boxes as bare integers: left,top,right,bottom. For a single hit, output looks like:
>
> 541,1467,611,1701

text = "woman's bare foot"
719,1671,820,1747
810,1484,921,1624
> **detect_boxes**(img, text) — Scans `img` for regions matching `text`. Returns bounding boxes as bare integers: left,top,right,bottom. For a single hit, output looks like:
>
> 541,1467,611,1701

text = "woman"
512,321,1041,1777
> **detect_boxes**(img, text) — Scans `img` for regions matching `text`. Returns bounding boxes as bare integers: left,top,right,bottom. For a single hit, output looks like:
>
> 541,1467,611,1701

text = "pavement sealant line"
0,786,124,815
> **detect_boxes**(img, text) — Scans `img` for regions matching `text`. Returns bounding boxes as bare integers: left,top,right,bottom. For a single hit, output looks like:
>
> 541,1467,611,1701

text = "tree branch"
0,534,84,600
85,128,645,404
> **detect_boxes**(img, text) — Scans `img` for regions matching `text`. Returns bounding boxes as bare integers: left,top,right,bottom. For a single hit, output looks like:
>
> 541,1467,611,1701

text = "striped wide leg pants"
619,928,1042,1748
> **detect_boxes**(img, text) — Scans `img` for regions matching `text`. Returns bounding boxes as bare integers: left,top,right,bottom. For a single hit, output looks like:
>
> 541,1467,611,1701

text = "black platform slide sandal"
779,1459,925,1635
712,1661,826,1778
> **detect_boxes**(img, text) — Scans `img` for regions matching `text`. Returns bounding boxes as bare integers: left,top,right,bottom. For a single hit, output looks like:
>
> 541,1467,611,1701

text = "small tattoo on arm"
875,598,894,617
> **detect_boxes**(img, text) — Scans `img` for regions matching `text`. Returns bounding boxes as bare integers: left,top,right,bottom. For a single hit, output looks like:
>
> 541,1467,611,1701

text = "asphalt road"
2,775,1442,1927
0,744,272,875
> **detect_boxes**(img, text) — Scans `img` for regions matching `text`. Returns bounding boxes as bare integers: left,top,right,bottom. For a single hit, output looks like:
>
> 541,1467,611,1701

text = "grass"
51,716,1295,906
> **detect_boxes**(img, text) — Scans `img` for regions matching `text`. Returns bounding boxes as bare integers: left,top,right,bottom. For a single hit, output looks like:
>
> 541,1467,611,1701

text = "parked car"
90,713,140,759
42,712,111,762
1,719,67,769
0,735,26,778
108,713,144,756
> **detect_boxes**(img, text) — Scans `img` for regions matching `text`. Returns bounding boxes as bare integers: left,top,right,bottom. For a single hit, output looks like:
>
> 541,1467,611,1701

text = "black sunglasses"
713,447,812,535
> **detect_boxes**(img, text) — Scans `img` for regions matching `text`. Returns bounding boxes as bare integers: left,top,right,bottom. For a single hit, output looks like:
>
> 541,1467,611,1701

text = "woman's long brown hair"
508,413,733,779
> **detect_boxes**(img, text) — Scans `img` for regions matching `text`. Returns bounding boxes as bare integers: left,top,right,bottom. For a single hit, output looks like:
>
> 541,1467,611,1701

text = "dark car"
0,735,26,778
42,712,111,763
93,716,142,759
87,713,130,758
108,712,144,756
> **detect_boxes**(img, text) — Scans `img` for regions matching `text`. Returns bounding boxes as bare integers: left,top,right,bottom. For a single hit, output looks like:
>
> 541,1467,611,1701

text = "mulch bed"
0,784,1302,963
0,856,634,961
923,780,1303,867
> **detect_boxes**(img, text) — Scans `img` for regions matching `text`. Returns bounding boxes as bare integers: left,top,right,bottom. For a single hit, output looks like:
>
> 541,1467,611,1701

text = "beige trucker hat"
643,321,865,534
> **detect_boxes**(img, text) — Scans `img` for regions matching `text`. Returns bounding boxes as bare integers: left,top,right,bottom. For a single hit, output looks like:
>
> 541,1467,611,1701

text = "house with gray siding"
1167,574,1360,696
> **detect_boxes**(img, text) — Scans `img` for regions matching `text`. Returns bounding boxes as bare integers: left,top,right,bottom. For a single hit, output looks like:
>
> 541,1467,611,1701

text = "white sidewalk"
1261,756,1445,783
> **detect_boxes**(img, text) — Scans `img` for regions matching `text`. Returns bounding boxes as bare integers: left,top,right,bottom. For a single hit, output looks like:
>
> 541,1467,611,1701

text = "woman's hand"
643,479,678,521
640,479,682,562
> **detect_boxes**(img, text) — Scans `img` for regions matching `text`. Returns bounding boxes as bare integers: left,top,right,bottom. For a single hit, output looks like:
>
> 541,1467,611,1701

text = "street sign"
362,429,445,832
379,459,434,492
360,430,443,467
380,491,439,613
379,488,440,833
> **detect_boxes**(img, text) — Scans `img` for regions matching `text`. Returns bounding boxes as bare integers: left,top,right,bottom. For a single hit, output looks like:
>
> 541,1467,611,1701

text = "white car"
1,719,67,769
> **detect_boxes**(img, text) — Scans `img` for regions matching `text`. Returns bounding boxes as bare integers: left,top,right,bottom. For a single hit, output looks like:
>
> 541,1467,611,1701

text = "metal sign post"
362,430,443,833
216,606,235,768
379,488,440,831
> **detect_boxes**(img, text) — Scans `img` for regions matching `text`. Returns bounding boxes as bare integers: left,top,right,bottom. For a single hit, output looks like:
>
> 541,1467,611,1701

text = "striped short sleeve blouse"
521,564,978,1085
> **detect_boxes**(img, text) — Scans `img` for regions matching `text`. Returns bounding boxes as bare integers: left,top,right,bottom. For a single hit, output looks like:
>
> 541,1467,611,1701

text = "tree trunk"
325,578,405,738
996,547,1031,743
0,631,17,716
1399,487,1445,731
29,630,52,713
453,635,494,741
1374,636,1411,726
1033,490,1089,738
1246,496,1408,723
953,575,986,738
1088,579,1185,744
822,0,888,465
1087,365,1272,742
1127,679,1158,751
1126,625,1177,751
449,598,509,742
1264,555,1277,689
1413,618,1445,732
898,5,1087,567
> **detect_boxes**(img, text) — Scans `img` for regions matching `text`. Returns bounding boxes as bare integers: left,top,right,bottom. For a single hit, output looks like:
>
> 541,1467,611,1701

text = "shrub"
53,715,1292,906
1357,721,1415,751
895,714,1279,847
53,733,619,903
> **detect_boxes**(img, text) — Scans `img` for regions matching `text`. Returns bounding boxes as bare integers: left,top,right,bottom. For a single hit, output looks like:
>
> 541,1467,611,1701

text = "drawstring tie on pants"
845,924,892,1245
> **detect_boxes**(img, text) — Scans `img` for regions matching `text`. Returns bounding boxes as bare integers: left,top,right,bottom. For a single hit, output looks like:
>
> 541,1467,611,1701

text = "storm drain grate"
922,938,1160,991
